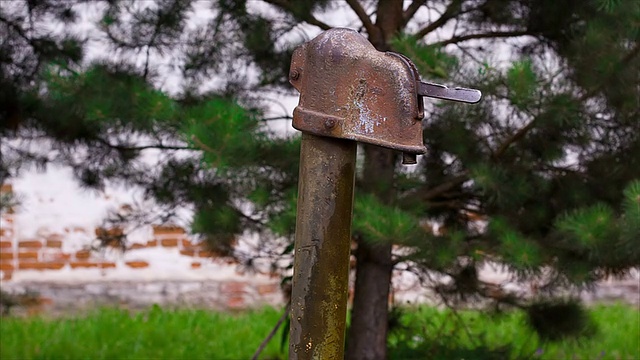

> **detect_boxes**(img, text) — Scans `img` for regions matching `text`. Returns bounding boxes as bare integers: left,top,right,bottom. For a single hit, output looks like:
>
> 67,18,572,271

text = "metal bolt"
402,153,417,165
290,69,300,80
324,118,336,129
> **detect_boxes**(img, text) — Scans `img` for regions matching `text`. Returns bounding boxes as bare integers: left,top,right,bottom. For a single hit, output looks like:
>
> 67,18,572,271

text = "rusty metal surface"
289,133,356,360
289,28,427,157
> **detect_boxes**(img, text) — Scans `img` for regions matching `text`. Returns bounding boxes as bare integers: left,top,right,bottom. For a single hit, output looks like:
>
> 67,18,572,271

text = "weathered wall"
0,183,286,312
1,183,638,315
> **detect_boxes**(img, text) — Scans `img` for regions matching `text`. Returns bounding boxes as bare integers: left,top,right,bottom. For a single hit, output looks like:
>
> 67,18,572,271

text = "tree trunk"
346,1,405,359
346,145,397,360
346,236,394,360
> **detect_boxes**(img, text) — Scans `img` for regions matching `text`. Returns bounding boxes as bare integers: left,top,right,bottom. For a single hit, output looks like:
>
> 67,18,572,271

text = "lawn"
0,304,637,359
387,304,639,360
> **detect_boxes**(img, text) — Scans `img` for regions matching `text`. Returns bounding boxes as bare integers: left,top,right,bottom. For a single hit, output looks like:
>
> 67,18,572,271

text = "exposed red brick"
181,239,192,248
104,239,123,248
95,227,124,238
47,233,63,241
128,243,147,250
0,228,5,236
0,263,14,271
45,240,63,248
160,238,179,247
42,253,70,262
0,252,12,260
18,240,43,249
197,251,214,258
222,282,245,294
40,297,54,305
75,250,91,260
27,307,43,316
99,262,117,269
190,262,202,269
70,261,99,269
257,283,279,296
0,241,11,248
1,271,12,281
226,296,245,309
152,225,185,236
180,249,196,257
125,261,149,269
72,227,86,233
19,262,65,270
465,211,487,222
146,239,158,247
25,297,53,316
18,252,38,260
0,184,12,193
224,257,239,265
45,262,65,270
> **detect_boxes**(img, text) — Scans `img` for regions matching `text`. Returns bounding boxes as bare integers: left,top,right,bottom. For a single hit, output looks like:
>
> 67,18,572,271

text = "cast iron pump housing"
289,28,481,164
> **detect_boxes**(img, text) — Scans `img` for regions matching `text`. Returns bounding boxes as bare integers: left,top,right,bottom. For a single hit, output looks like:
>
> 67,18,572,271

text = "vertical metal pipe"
289,133,357,360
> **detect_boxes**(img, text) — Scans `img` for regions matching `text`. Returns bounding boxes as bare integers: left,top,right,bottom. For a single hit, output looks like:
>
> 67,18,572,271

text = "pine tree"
1,0,299,254
2,1,639,359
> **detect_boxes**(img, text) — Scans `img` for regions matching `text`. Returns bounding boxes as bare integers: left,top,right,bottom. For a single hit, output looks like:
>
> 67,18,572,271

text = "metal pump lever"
418,81,482,104
399,81,481,165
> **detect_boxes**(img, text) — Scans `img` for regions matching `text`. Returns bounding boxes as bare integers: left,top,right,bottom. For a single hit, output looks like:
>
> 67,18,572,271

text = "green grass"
0,305,287,360
0,304,638,360
387,304,640,360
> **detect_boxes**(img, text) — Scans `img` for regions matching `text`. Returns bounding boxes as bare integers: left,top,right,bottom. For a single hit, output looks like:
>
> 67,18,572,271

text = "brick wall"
1,183,637,312
0,218,221,281
0,184,285,311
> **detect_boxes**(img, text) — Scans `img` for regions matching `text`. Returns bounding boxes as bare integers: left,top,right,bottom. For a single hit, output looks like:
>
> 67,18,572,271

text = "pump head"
289,28,481,164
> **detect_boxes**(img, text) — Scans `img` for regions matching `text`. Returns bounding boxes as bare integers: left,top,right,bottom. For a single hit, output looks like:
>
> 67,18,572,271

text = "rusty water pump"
288,28,481,360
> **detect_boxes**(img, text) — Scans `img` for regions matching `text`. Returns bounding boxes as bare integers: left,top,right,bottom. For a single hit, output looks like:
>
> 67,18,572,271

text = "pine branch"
142,21,162,80
399,173,469,206
492,119,537,159
0,13,48,78
419,174,469,201
578,43,640,102
96,138,195,152
3,143,53,165
103,26,140,50
346,0,377,36
403,0,427,26
263,0,331,30
477,280,526,308
492,44,639,159
251,302,291,360
190,134,220,157
261,115,293,122
618,43,640,67
433,30,534,47
112,144,195,151
0,14,34,46
233,207,266,226
413,0,464,39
